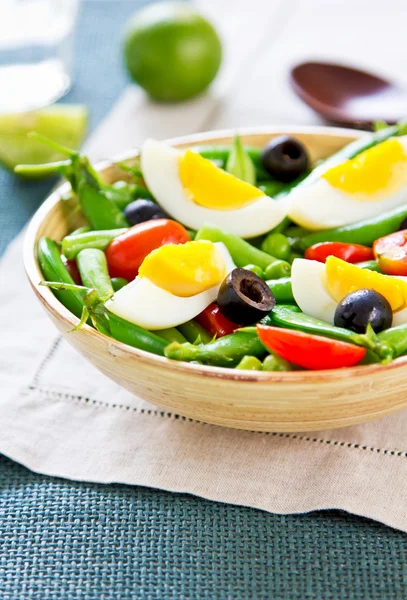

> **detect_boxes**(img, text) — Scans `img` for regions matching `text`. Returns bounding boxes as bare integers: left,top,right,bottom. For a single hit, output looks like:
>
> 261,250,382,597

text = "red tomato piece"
62,256,82,285
304,241,374,264
256,324,366,370
196,303,238,338
105,219,190,281
373,230,407,275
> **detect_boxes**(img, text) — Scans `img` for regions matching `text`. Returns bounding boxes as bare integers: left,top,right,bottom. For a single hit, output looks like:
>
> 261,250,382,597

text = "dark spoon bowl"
291,61,407,128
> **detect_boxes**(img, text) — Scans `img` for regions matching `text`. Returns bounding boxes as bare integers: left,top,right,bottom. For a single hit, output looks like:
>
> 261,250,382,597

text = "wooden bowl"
24,126,407,432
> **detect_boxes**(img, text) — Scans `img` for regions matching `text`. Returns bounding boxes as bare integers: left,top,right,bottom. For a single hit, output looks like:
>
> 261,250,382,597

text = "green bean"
165,331,266,366
108,313,167,356
106,182,155,210
258,181,286,197
262,354,292,371
70,226,91,236
155,328,188,344
178,320,212,344
37,237,84,318
111,277,128,292
266,277,295,303
235,356,263,370
225,135,256,185
355,260,382,272
297,204,407,251
77,249,113,299
195,224,291,277
62,228,128,259
377,324,407,358
261,232,291,261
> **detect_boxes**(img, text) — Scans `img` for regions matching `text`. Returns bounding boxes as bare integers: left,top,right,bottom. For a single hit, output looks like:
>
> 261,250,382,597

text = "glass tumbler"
0,0,80,113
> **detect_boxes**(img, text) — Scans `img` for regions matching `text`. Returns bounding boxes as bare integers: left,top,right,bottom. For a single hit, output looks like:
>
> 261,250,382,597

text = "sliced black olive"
399,217,407,231
124,199,168,225
334,289,392,334
217,268,276,325
260,136,309,182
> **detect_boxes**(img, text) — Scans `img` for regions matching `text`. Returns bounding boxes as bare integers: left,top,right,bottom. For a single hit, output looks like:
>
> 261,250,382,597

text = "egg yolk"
325,256,407,311
179,150,265,210
322,138,407,197
138,240,226,297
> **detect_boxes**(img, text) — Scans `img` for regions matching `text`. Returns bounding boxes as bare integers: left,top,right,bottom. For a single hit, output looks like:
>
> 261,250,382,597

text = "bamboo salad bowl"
24,127,407,432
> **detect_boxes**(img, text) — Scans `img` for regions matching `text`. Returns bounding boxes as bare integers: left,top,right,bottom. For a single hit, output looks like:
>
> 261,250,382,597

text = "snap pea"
62,228,128,259
195,224,291,277
377,324,407,359
177,320,212,344
155,328,188,344
77,248,113,299
108,312,167,356
111,277,128,292
105,182,155,210
37,237,84,318
262,354,292,371
266,277,295,303
261,232,291,261
264,305,372,348
77,180,130,230
195,145,262,167
70,226,91,236
235,356,263,370
258,181,286,197
165,331,266,366
297,204,407,251
225,135,256,185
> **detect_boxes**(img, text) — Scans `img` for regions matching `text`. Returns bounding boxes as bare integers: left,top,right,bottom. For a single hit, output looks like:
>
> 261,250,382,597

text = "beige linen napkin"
2,0,407,533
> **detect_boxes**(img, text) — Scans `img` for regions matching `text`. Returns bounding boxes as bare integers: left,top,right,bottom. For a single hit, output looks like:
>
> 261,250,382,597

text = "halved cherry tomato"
305,241,373,264
62,256,82,285
373,230,407,275
105,219,190,280
196,303,238,338
256,324,366,370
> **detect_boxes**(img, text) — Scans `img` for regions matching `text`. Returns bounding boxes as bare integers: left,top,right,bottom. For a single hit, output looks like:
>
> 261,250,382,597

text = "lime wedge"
0,104,88,176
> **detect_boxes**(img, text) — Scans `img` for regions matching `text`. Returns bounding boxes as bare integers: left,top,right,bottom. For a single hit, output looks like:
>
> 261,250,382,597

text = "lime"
0,104,87,175
123,2,222,102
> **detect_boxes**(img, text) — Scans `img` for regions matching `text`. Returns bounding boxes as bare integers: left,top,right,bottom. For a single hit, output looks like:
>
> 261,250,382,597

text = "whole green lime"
123,2,222,102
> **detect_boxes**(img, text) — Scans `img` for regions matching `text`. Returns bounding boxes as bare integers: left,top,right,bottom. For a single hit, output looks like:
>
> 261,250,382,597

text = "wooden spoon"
290,62,407,128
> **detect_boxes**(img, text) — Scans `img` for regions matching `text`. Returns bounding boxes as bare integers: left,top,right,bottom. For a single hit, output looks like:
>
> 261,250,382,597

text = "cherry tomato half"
256,325,366,370
305,241,373,264
106,219,190,280
373,230,407,276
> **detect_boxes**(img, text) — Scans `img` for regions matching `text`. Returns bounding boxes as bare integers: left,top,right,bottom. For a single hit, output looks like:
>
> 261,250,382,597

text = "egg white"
291,258,407,327
287,136,407,230
105,243,235,330
141,139,287,239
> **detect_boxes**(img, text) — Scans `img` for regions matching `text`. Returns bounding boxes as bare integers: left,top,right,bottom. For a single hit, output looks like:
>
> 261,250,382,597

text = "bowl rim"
23,124,407,384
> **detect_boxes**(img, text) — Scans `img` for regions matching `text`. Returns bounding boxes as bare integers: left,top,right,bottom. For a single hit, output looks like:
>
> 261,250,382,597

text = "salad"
18,123,407,372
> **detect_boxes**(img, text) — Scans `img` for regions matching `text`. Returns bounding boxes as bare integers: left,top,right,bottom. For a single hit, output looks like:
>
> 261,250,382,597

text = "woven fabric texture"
1,1,407,599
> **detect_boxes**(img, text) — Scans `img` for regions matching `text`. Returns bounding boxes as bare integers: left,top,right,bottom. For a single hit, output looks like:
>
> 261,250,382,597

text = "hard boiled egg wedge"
141,139,287,238
105,240,235,330
292,256,407,326
288,136,407,230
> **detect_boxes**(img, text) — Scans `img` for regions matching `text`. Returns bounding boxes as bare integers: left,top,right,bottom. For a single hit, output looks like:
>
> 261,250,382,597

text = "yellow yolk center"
322,138,407,198
179,149,265,210
138,240,226,297
325,256,407,311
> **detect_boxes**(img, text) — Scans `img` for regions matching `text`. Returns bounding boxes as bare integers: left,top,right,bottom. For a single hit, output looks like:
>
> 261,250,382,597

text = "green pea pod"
266,277,295,303
195,224,291,277
105,182,155,210
178,320,212,344
62,228,128,259
165,331,266,367
37,237,84,318
264,305,372,348
78,182,129,230
77,248,113,299
377,325,407,358
155,328,188,344
225,135,256,185
111,277,129,292
108,312,167,356
297,204,407,251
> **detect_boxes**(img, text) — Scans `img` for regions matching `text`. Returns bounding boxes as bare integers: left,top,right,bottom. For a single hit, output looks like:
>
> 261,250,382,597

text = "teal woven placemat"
1,2,407,598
